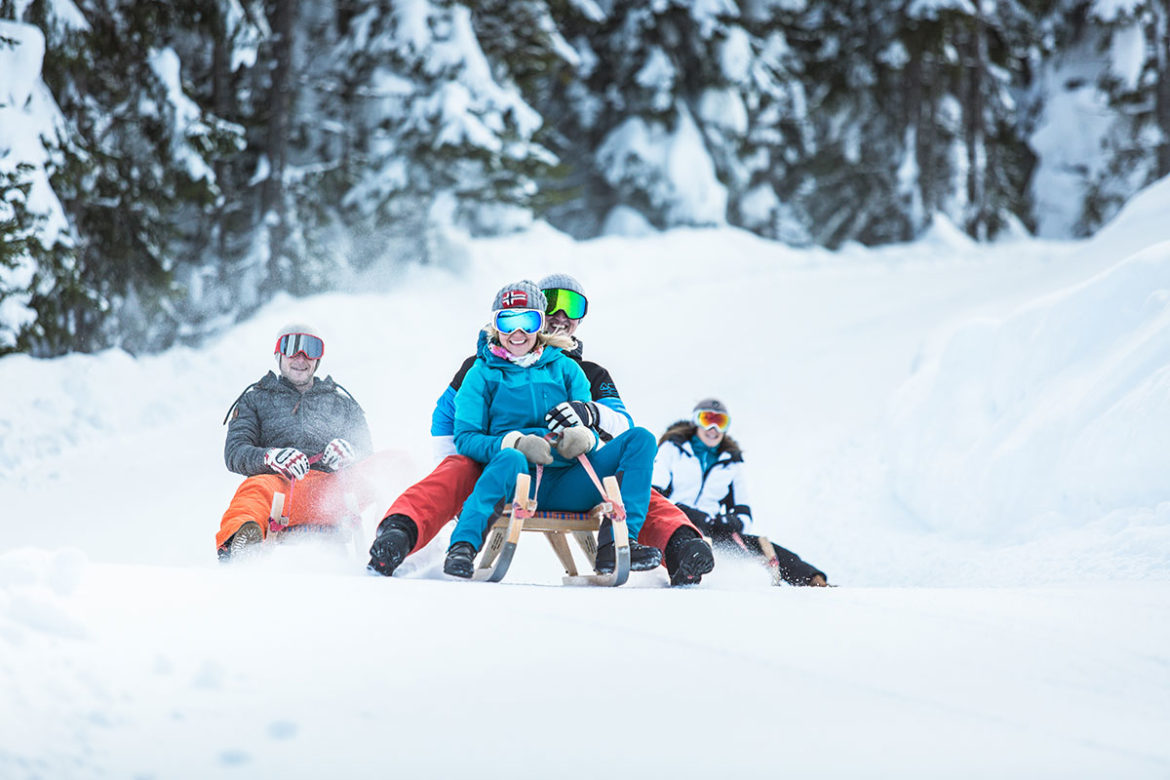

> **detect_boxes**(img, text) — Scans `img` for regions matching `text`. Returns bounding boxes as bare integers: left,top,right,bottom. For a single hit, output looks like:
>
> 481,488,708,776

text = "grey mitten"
555,426,595,459
514,433,554,465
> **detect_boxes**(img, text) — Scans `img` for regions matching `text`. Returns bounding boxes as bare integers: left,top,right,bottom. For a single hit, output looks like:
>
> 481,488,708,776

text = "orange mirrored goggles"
693,409,729,431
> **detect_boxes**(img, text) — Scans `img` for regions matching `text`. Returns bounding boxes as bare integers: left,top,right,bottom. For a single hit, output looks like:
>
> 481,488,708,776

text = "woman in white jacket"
653,398,829,586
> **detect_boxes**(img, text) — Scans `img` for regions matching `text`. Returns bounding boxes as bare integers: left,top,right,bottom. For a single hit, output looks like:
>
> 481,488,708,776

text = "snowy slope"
2,181,1169,777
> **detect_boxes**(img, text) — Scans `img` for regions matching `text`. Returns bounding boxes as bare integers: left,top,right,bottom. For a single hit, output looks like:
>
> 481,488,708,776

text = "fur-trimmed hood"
659,420,743,459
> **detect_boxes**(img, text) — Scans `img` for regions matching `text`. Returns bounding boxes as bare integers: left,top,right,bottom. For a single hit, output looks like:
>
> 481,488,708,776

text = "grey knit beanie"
693,397,729,415
538,273,586,297
491,279,546,312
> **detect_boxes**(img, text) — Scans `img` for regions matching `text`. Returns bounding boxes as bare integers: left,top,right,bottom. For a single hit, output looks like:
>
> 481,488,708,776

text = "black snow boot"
664,528,715,586
594,540,663,574
443,542,477,579
220,521,263,562
367,514,418,577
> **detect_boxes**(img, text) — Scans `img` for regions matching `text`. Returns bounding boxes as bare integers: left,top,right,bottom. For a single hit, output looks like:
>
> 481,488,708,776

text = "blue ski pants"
449,427,657,550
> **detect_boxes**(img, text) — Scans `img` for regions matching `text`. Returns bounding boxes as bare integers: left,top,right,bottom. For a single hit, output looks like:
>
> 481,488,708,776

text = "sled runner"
473,471,632,586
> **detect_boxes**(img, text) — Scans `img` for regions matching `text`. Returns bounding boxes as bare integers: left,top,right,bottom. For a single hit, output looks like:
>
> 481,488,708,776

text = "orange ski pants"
217,451,402,551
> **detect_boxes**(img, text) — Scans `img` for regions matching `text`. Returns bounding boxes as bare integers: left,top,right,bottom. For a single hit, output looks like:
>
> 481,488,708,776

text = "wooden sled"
473,472,631,586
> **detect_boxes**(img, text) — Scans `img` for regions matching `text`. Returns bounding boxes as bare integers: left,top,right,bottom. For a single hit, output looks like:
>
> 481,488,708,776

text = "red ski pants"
381,454,699,556
217,451,403,550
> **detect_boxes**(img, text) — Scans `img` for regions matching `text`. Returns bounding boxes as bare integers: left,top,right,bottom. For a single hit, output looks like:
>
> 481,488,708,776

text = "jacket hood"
659,420,743,458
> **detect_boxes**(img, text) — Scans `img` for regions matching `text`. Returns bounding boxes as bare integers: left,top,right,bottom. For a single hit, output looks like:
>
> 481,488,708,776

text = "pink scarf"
489,342,543,367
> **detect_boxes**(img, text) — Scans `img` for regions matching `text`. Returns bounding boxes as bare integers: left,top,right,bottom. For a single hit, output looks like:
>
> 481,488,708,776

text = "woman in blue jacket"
444,280,660,578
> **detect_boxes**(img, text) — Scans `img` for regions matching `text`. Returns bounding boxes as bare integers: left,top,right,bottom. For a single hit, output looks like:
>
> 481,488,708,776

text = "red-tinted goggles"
694,409,729,432
275,333,325,359
494,308,545,334
544,288,588,320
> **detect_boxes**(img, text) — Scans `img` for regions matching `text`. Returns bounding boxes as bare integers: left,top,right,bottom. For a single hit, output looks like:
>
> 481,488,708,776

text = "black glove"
545,401,599,435
712,509,745,535
676,504,713,536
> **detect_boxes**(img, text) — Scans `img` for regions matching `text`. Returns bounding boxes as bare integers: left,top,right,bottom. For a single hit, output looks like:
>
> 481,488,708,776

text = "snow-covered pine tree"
732,0,816,244
12,0,240,354
540,0,737,235
907,0,1037,240
0,14,74,355
1076,0,1170,234
156,0,266,331
788,0,1036,247
318,0,556,274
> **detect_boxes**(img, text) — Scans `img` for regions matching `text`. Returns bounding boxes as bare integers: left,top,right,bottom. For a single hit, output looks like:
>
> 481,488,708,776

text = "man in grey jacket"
216,323,376,559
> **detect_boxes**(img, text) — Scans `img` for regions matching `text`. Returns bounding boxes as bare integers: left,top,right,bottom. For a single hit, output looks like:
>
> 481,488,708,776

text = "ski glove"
555,426,595,459
265,447,310,480
712,510,745,535
545,401,599,435
676,503,714,536
321,438,356,471
513,434,554,465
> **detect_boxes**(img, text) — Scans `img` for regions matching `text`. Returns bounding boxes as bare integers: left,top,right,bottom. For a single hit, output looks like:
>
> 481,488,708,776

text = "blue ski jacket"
432,336,633,458
453,331,595,466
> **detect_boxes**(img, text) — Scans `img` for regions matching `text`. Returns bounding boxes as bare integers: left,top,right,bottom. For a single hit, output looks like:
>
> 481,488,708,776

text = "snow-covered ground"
2,180,1169,777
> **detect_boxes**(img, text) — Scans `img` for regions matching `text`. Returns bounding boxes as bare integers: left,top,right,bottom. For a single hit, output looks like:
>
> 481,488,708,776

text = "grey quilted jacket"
224,371,373,477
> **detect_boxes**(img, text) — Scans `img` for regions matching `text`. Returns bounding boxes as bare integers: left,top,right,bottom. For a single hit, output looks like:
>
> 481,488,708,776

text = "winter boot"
443,542,477,579
226,521,263,560
664,528,715,586
367,514,417,577
594,540,663,574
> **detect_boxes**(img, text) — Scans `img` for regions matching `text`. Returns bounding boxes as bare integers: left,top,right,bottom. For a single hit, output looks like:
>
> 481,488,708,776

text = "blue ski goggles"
275,332,325,359
494,308,545,334
544,288,588,320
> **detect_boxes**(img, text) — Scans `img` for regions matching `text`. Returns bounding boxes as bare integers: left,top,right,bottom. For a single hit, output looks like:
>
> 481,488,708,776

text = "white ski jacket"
652,428,754,533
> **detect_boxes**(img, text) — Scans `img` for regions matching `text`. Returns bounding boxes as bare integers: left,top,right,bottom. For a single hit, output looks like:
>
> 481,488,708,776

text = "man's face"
279,352,319,388
545,310,581,338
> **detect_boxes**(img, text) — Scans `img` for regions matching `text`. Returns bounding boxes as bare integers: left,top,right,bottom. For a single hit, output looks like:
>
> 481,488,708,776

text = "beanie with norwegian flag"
491,279,546,312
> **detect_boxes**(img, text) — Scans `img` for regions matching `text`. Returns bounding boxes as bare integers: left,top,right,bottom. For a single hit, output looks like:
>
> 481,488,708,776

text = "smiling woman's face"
697,425,725,447
501,327,539,356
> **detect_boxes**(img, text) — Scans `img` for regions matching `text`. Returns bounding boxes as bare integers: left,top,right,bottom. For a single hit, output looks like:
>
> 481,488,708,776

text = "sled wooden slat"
475,474,630,586
268,492,286,534
571,530,598,566
757,535,784,586
545,532,578,577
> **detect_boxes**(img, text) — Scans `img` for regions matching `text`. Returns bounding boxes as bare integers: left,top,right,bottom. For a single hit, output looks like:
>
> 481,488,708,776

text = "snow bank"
888,238,1170,569
0,547,88,642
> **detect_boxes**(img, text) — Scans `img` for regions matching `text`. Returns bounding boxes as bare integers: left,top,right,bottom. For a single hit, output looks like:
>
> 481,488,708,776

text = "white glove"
514,434,553,465
320,438,356,471
265,447,310,480
556,426,595,459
